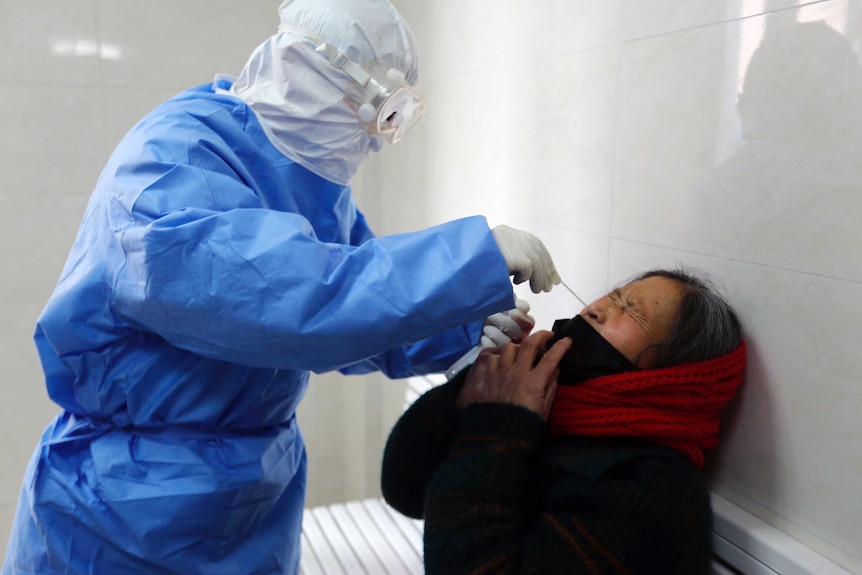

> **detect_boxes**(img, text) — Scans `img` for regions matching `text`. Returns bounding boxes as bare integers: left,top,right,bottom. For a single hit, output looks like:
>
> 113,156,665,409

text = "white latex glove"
480,297,535,348
491,225,561,293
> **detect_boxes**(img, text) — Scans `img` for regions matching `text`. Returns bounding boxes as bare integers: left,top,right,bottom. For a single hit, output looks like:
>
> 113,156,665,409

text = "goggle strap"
315,43,371,86
276,25,371,86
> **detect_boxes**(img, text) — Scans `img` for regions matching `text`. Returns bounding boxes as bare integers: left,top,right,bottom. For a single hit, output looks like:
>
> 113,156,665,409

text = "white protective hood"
230,0,420,185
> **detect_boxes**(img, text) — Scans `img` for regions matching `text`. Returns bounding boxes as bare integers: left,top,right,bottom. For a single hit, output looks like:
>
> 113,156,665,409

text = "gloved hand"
491,225,561,293
480,297,535,348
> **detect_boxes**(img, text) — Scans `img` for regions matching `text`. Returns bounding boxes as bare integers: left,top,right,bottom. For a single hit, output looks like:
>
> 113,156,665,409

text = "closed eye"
610,290,653,336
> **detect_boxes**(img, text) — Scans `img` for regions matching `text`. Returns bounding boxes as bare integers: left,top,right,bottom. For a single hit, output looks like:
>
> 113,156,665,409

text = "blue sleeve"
106,143,512,373
338,320,483,378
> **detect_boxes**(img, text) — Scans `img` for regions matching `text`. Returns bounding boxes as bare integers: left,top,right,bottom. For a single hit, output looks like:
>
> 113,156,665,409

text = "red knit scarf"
548,342,747,468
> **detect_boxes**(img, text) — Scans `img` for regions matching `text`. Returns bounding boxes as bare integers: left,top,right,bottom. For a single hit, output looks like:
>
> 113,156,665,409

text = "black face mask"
547,315,638,386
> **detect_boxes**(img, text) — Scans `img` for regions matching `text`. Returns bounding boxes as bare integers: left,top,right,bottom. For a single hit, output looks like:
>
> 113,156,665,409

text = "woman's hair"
629,267,742,368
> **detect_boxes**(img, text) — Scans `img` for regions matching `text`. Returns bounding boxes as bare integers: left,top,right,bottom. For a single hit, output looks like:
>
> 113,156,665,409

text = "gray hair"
629,267,742,368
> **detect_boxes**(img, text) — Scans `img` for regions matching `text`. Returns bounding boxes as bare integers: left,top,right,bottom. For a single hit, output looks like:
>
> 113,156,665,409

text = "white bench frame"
301,498,424,575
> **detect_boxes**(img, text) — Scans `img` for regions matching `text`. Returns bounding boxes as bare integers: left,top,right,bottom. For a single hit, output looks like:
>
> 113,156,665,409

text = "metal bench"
300,497,424,575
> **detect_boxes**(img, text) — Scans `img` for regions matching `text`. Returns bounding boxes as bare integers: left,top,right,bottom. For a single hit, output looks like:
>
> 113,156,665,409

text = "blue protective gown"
2,81,513,575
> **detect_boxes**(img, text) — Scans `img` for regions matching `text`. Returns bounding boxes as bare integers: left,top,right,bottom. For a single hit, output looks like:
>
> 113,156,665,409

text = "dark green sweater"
381,379,713,575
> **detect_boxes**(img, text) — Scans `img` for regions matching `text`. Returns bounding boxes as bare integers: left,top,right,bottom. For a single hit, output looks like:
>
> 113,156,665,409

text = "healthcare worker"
2,1,559,574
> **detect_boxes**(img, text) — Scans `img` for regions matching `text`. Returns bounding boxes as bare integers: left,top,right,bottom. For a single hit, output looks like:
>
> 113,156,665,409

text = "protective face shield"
303,36,427,143
351,62,426,144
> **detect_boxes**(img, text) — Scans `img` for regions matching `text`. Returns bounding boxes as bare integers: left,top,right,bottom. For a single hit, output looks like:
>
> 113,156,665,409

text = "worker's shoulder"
140,83,250,130
119,90,259,155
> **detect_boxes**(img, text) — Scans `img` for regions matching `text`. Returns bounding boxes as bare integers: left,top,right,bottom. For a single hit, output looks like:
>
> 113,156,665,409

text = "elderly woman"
381,267,746,574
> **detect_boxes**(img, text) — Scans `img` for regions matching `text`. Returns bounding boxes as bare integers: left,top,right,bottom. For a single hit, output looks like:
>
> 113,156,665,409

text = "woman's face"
579,276,684,368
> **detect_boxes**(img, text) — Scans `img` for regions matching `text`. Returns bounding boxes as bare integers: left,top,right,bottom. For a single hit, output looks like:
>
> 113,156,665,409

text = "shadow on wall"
703,15,862,509
693,18,862,281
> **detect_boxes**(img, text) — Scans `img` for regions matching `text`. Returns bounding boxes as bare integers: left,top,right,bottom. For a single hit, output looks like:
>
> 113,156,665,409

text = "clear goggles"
314,42,427,143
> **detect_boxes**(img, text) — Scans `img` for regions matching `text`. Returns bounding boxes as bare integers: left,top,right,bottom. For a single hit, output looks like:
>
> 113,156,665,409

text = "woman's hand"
456,331,572,420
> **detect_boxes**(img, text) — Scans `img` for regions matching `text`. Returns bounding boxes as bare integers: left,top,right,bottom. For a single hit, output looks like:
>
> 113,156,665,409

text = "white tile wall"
2,0,861,572
0,504,12,565
619,0,803,41
297,373,407,507
0,0,101,85
411,0,623,82
96,0,276,89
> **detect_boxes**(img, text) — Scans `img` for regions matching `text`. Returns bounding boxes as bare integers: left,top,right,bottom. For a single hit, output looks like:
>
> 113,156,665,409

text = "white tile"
620,0,802,41
612,3,862,281
612,20,743,249
342,375,399,502
0,304,57,507
498,0,623,60
695,1,862,281
418,72,533,221
297,374,349,460
96,0,278,89
507,48,620,236
414,0,622,82
0,0,101,85
384,47,618,237
0,193,89,307
0,85,108,196
304,457,347,508
375,195,434,238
